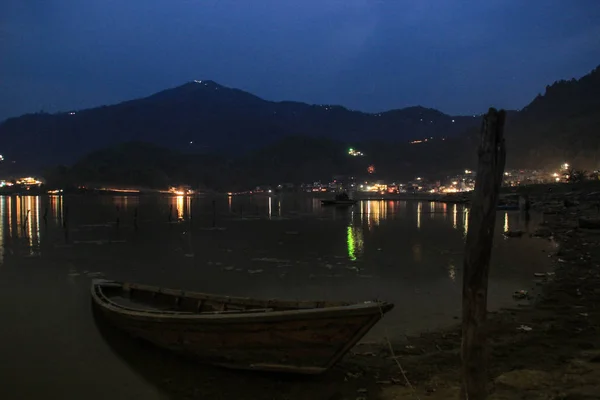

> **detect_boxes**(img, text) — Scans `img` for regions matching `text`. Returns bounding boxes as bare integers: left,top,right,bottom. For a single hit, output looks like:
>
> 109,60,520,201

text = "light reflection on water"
0,197,4,263
0,195,42,256
0,195,537,266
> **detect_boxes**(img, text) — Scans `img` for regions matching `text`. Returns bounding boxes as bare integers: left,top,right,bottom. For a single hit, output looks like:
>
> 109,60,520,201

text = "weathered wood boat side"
91,280,393,374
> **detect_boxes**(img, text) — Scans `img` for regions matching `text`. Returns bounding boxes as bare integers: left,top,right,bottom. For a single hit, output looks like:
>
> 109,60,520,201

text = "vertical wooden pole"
461,108,506,400
63,206,69,229
212,199,217,227
189,198,193,221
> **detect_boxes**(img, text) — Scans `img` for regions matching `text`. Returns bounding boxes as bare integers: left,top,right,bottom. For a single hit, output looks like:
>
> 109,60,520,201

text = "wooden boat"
91,279,393,374
321,199,358,206
579,217,600,229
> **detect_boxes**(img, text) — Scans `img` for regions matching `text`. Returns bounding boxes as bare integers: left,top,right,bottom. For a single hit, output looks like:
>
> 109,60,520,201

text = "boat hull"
91,281,392,374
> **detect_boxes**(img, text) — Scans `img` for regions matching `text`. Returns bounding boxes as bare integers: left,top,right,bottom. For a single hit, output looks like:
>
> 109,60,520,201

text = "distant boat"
497,204,519,211
321,192,358,206
91,279,393,374
321,199,358,206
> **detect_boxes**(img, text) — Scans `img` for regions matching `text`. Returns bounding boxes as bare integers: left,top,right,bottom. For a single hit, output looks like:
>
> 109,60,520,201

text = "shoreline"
107,188,600,399
341,190,600,399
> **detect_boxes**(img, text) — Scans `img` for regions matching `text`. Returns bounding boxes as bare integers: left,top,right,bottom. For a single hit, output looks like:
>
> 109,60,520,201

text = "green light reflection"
347,225,364,261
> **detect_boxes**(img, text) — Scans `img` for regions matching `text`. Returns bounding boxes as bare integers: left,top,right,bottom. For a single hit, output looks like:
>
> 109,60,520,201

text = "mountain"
505,65,600,169
0,80,480,168
43,134,478,191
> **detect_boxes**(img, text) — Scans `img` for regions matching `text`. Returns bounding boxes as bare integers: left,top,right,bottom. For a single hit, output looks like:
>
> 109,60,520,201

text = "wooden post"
461,108,506,400
133,207,138,231
63,206,69,229
212,199,217,227
22,209,30,232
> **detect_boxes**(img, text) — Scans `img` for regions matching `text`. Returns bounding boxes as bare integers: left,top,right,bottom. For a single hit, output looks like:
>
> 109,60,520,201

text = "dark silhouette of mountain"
505,65,600,169
43,135,478,191
13,64,600,189
0,80,480,168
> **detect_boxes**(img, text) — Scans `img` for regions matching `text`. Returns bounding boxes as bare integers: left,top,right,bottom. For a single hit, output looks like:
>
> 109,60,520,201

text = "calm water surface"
0,194,553,399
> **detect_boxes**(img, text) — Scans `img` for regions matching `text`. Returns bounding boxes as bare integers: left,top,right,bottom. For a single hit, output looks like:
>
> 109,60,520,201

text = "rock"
494,369,552,390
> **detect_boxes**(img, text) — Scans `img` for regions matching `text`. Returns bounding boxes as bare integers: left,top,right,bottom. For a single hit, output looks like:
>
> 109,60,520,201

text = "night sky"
1,0,599,121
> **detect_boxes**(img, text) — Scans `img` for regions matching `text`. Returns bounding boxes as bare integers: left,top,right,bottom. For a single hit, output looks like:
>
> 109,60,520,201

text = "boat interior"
95,281,353,315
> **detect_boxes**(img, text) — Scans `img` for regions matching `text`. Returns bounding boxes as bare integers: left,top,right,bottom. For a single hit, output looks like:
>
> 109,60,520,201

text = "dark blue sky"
1,0,599,121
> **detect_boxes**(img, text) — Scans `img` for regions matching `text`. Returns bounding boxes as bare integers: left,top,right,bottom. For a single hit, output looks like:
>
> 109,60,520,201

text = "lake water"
0,194,553,399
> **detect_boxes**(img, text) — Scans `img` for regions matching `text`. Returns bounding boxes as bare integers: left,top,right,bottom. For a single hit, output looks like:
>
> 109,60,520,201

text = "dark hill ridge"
41,63,600,190
505,65,600,169
0,80,479,168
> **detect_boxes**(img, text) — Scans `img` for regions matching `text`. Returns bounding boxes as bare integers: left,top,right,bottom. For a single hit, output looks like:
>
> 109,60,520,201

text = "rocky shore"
341,189,600,400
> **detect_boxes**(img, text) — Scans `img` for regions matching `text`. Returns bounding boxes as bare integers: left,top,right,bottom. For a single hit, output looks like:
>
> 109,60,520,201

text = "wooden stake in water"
189,198,193,221
134,207,138,231
168,204,173,222
212,199,217,227
63,206,69,229
43,206,48,225
461,108,506,400
22,209,30,232
115,205,120,228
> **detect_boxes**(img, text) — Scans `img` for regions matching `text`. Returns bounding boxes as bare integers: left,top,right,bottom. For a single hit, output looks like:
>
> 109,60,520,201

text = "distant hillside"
43,135,478,191
0,80,479,168
6,64,600,179
505,65,600,169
